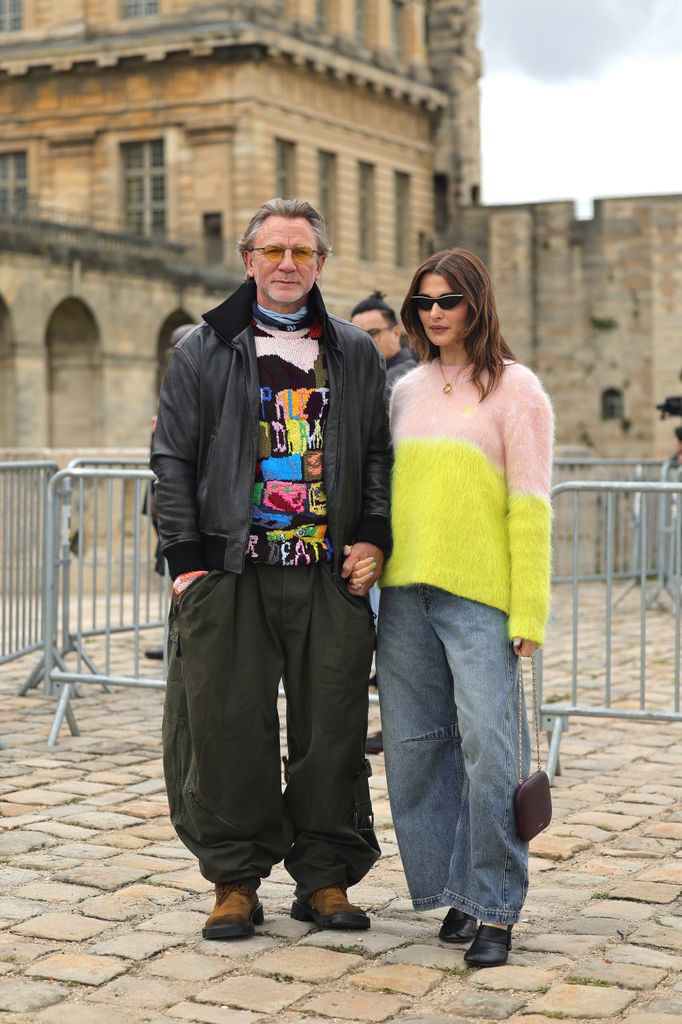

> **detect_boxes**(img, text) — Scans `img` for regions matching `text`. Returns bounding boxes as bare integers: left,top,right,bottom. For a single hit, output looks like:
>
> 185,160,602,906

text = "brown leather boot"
291,884,370,930
202,882,263,939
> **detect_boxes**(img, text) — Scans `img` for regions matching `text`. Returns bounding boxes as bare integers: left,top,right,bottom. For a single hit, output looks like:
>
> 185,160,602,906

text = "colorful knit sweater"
246,320,333,567
381,360,554,644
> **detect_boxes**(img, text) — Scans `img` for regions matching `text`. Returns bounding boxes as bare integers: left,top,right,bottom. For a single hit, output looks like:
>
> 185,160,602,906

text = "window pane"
275,139,295,197
355,0,365,42
395,171,410,267
122,139,165,238
318,150,336,245
358,161,374,262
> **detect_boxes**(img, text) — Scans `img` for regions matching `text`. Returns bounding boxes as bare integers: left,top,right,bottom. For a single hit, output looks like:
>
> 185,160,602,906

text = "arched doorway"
0,297,14,448
46,298,102,448
156,309,195,394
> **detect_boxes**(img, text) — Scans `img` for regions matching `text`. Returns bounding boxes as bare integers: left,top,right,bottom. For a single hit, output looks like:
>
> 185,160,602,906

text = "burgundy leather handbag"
513,655,552,842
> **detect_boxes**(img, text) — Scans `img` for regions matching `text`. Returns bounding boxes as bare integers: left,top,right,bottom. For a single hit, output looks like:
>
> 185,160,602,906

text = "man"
151,198,391,940
350,291,418,395
350,292,417,755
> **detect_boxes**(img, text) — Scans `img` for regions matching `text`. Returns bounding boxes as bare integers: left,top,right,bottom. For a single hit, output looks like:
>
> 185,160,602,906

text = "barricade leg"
48,683,80,747
543,714,567,783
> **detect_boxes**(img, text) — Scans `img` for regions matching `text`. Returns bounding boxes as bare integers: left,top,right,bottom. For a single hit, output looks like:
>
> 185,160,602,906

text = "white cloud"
478,1,682,214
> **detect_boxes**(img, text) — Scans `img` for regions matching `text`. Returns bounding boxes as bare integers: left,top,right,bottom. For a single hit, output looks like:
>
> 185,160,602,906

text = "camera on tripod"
656,396,682,419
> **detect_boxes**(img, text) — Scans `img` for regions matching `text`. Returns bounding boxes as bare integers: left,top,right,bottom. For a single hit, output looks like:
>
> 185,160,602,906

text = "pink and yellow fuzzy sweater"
382,360,554,644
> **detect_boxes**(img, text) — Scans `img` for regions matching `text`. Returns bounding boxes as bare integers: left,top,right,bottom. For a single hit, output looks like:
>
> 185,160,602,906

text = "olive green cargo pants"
162,562,379,899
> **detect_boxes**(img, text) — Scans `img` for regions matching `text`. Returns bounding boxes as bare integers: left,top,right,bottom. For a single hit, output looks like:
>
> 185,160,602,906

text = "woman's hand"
512,637,540,658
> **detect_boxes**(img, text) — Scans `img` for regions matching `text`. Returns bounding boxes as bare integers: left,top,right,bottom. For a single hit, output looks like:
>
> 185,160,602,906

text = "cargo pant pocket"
354,757,381,856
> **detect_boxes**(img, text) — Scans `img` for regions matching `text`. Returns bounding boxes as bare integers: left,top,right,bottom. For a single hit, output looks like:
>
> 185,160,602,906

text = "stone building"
0,0,680,456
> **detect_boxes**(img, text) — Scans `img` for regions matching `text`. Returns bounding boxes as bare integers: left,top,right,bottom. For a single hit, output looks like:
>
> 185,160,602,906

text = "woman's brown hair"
400,248,516,400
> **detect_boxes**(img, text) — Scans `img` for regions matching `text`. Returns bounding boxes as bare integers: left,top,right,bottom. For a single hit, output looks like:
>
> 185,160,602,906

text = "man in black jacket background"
152,198,391,940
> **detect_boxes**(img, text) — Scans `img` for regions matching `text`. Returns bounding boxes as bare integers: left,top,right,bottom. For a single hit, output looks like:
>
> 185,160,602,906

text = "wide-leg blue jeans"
377,585,530,924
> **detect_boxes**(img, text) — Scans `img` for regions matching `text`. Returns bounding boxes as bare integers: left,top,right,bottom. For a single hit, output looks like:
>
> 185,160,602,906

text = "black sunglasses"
410,293,464,311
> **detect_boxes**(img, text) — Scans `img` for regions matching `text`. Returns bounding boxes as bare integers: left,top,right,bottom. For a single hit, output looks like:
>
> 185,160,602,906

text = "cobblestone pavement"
1,583,681,1024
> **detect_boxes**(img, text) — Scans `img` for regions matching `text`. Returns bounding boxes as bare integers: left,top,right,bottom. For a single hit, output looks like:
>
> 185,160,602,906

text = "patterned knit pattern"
246,320,333,566
382,360,554,644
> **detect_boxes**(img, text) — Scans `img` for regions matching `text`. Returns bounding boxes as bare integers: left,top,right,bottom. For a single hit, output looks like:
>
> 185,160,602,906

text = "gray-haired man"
152,198,391,939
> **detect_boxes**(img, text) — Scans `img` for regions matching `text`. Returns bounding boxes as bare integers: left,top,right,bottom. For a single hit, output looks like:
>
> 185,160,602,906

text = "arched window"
0,296,14,446
46,298,101,447
601,388,623,420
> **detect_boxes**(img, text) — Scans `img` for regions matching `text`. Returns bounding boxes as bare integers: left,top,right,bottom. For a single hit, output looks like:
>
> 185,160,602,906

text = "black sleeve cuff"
164,541,207,580
353,515,392,557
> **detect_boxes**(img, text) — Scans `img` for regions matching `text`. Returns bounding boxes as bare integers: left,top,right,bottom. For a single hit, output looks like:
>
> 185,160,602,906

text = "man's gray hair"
238,198,331,258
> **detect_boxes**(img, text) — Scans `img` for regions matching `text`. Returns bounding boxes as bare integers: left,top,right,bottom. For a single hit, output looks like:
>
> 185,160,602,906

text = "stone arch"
156,308,196,393
601,387,623,421
0,296,14,447
46,297,102,448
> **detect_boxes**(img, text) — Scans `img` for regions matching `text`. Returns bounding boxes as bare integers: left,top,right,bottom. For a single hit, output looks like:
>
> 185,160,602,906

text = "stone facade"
0,0,481,448
1,1,680,457
458,196,682,458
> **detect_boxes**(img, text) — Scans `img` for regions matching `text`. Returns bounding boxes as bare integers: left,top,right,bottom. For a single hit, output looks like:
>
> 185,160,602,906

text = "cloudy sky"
478,0,682,217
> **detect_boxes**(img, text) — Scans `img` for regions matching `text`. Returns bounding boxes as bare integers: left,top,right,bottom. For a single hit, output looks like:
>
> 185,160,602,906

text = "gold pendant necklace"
438,360,468,395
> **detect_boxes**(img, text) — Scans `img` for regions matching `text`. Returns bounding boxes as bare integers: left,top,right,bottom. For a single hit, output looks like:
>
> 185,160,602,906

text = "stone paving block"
0,978,67,1012
516,932,605,955
350,963,444,997
36,1005,134,1024
0,934,57,963
299,989,410,1021
55,863,153,889
260,916,314,939
167,1004,263,1023
25,951,129,985
659,915,682,931
105,853,188,872
138,911,207,935
61,810,145,829
638,863,682,883
643,821,682,839
567,960,667,989
527,983,636,1017
567,811,642,831
0,866,40,886
610,881,681,903
145,951,227,982
12,911,112,941
90,932,185,959
15,881,100,902
384,1017,470,1024
194,936,278,959
624,1016,682,1024
0,896,52,921
629,925,682,951
584,899,655,920
608,944,681,968
195,976,310,1013
644,998,682,1014
2,788,76,807
150,868,209,893
253,945,364,982
300,928,409,955
527,835,591,860
87,974,187,1008
55,841,121,860
472,965,556,991
77,890,162,920
385,943,466,970
0,831,51,855
90,831,150,849
441,991,526,1017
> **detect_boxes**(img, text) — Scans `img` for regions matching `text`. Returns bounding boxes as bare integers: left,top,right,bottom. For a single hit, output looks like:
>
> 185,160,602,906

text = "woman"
352,248,553,967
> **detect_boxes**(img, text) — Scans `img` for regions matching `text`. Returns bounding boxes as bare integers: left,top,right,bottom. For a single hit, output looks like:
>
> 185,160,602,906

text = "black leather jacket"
151,280,392,579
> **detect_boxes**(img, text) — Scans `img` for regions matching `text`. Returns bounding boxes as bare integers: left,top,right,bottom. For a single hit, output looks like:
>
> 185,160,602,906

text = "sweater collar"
202,280,329,346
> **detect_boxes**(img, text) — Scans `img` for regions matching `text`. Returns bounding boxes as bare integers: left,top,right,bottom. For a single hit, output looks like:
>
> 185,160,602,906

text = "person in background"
360,248,553,967
350,292,418,754
152,198,391,940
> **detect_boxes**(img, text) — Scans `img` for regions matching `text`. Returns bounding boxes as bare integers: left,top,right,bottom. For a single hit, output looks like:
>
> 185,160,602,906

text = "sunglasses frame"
250,244,320,265
410,293,465,311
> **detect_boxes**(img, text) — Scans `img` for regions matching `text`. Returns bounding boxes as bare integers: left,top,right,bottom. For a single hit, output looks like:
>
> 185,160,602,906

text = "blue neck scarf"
253,302,314,333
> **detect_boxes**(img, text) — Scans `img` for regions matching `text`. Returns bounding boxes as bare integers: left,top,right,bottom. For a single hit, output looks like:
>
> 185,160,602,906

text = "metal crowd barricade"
1,461,58,666
552,458,666,583
42,467,169,745
539,478,682,781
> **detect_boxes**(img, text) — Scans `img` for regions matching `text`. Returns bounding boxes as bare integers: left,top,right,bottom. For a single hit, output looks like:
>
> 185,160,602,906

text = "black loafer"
438,907,477,943
464,924,512,967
